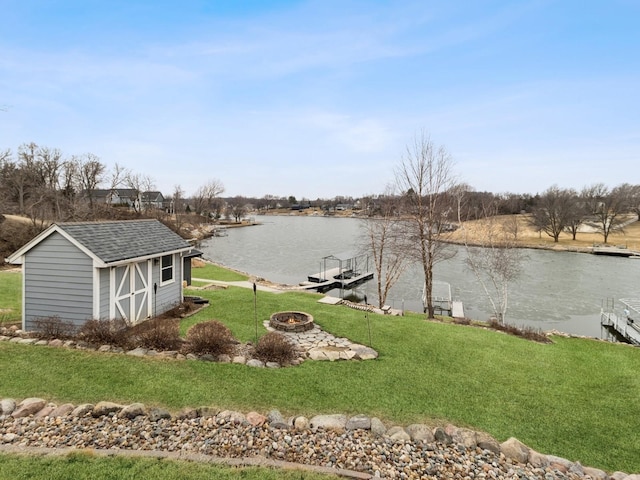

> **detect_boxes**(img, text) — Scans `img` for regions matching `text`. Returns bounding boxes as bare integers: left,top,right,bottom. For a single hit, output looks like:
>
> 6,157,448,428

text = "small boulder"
196,406,219,418
126,347,148,357
447,426,477,449
34,404,56,418
346,414,371,431
293,416,310,431
310,414,347,432
406,424,435,443
217,410,246,425
246,359,265,368
386,426,411,442
12,398,46,418
0,398,16,415
434,426,453,445
2,433,18,443
265,362,280,368
119,403,146,419
246,411,267,426
527,449,550,468
370,417,387,437
48,339,64,347
148,408,172,422
267,409,288,429
232,356,246,364
500,437,529,464
72,404,94,417
92,401,123,417
217,354,231,363
583,466,608,480
476,431,500,454
49,403,74,418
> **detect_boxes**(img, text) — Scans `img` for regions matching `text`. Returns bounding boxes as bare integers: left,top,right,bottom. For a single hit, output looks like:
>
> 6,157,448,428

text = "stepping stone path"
263,321,378,361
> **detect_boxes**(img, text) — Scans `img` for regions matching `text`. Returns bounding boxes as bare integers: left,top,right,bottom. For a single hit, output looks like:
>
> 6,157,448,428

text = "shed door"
113,261,151,324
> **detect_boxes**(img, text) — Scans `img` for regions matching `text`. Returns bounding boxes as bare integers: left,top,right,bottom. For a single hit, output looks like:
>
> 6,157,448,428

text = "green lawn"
0,271,21,324
2,276,640,472
0,452,338,480
191,262,249,282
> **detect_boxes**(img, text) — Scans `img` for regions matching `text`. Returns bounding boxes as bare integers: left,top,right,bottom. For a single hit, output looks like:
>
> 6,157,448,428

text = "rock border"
0,397,631,479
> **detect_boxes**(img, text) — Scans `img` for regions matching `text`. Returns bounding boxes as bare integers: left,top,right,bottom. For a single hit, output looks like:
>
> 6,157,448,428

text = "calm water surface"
200,215,639,338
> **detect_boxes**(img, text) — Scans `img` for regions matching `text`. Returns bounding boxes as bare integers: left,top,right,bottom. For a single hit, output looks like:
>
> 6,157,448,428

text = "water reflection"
200,215,639,338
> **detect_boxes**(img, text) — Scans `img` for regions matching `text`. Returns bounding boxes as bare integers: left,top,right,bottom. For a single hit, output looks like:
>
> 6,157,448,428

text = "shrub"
254,331,297,364
32,316,75,340
127,318,183,351
78,318,130,348
184,320,236,356
160,301,197,319
488,319,550,343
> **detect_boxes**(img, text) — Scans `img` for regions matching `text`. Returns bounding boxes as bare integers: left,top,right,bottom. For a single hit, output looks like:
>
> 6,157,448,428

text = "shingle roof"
58,219,191,264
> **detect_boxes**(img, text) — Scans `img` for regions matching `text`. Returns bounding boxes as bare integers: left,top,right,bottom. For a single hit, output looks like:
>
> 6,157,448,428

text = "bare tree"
395,132,458,318
529,185,577,242
360,190,411,309
226,196,248,222
124,171,155,214
192,179,225,218
463,206,525,323
582,183,627,243
76,153,105,210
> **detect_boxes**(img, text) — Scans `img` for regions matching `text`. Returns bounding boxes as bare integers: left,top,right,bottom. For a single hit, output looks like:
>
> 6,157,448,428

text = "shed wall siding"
24,232,93,331
99,268,110,318
151,253,183,316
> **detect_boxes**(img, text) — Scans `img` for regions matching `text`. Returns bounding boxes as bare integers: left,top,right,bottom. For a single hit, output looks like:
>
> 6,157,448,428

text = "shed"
6,219,198,331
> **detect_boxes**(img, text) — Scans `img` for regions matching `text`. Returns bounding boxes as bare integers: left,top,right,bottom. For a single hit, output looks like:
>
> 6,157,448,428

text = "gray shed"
6,219,196,331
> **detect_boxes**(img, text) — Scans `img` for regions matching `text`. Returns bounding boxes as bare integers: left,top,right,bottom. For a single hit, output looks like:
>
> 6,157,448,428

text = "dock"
592,245,640,257
601,298,640,345
423,281,464,317
301,254,374,294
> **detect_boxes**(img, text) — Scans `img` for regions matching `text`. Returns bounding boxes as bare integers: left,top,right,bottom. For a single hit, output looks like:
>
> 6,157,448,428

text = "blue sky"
1,0,639,199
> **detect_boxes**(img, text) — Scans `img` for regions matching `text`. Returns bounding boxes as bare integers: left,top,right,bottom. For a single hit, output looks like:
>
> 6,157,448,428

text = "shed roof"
7,219,192,266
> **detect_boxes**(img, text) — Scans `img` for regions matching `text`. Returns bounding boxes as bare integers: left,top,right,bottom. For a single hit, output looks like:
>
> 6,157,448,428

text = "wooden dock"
593,245,640,257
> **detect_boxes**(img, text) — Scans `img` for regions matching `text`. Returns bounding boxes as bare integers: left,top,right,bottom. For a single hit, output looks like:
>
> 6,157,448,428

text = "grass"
191,262,249,282
0,452,338,480
2,284,640,472
0,270,21,324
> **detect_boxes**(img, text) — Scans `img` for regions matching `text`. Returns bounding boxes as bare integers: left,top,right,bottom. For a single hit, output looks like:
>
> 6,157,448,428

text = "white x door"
112,261,151,324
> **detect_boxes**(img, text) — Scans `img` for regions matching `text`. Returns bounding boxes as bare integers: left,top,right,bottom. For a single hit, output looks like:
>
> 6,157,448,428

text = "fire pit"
269,311,315,333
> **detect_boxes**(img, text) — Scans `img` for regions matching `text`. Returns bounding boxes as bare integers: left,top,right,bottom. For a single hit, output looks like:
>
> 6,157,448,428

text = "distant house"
81,189,165,211
6,220,199,332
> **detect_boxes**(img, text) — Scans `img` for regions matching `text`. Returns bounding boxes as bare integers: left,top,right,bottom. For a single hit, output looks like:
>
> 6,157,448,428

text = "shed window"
161,254,174,284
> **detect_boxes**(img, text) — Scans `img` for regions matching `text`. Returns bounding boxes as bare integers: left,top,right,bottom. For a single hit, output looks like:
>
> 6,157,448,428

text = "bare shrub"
32,316,75,340
127,318,183,351
184,320,236,356
453,317,471,325
254,331,297,364
488,319,550,343
78,318,130,348
160,301,197,319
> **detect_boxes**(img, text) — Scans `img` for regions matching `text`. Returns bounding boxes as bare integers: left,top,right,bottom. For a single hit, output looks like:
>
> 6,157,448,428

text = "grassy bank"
0,452,337,480
0,271,21,324
2,283,640,472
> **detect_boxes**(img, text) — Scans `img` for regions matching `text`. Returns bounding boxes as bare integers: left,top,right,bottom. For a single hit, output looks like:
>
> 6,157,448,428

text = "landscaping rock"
527,449,550,468
500,437,529,463
72,404,94,417
386,426,411,442
267,409,288,429
346,414,371,431
2,433,18,443
232,355,246,364
370,417,386,436
246,359,265,368
265,361,280,368
12,397,46,418
119,403,146,419
176,408,198,419
217,354,231,363
293,416,310,431
611,472,630,480
217,410,246,425
310,414,347,431
48,339,64,347
246,411,267,426
434,426,453,445
34,404,56,418
350,344,378,360
476,431,500,454
148,408,171,422
446,425,477,449
92,401,123,417
126,347,148,357
583,466,608,480
98,345,112,352
196,406,219,418
406,424,435,443
49,403,75,418
0,398,16,415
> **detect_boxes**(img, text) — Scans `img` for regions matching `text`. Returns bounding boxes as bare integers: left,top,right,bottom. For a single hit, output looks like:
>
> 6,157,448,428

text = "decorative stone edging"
0,397,633,479
0,322,378,367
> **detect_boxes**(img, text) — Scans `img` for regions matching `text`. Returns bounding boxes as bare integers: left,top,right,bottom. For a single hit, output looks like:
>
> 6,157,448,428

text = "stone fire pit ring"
269,311,315,333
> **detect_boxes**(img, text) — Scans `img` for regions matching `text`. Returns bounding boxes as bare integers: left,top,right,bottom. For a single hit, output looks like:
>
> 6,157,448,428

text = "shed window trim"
160,254,174,285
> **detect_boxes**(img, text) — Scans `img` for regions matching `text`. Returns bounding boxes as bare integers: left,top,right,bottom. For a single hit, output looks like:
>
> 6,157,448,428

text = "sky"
1,0,639,199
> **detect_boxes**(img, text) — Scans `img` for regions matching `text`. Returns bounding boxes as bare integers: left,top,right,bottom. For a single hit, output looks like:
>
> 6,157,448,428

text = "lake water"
200,215,639,339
